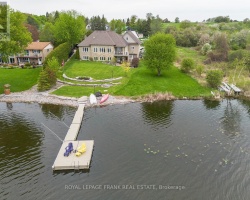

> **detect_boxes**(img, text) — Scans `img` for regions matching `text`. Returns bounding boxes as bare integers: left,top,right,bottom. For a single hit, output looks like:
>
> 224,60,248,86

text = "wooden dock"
52,99,94,171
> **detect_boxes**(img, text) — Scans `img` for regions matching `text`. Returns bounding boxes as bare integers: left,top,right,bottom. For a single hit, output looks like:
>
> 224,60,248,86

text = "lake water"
0,100,250,200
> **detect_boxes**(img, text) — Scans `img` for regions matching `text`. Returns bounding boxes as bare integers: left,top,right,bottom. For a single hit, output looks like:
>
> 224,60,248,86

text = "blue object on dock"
64,142,73,157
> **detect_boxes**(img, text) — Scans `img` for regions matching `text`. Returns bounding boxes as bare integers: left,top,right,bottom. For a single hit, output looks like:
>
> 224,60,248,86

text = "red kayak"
100,94,109,104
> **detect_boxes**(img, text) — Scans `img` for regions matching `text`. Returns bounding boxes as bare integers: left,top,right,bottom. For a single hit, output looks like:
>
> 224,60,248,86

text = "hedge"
44,42,72,66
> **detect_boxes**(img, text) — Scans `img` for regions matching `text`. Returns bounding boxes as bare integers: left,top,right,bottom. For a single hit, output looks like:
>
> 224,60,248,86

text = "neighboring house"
16,42,54,65
78,30,141,63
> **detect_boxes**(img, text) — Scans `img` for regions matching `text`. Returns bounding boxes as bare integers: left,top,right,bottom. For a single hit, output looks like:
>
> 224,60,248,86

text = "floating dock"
52,99,94,171
52,140,94,170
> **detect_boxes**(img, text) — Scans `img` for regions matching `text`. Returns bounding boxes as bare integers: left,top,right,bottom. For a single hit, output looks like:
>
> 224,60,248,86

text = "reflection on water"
203,99,221,110
0,100,250,200
142,101,173,128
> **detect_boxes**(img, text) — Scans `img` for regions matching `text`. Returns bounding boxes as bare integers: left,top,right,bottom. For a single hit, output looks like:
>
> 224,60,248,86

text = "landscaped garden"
53,58,211,98
0,68,41,94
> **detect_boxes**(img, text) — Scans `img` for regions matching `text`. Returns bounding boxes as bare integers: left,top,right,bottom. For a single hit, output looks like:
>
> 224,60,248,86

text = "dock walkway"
52,97,94,170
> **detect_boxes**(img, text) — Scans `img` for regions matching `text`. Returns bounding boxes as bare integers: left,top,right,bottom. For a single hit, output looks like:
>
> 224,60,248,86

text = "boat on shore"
89,94,97,104
100,94,109,104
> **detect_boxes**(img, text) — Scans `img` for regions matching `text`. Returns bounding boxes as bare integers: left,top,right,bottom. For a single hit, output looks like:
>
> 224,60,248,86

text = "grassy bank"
0,68,41,94
53,61,211,98
63,59,125,80
113,63,211,97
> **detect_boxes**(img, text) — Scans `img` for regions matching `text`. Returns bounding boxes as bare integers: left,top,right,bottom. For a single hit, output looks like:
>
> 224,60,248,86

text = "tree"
212,32,230,61
150,15,162,35
54,10,86,46
0,10,32,62
25,24,39,41
39,22,55,44
175,17,180,23
37,57,59,91
144,33,176,76
130,15,137,30
179,20,192,29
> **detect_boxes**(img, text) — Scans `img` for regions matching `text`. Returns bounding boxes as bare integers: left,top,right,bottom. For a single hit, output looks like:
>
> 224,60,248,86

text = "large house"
78,30,141,63
16,42,54,65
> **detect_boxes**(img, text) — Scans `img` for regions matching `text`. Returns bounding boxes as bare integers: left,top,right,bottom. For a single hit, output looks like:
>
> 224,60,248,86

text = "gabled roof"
124,31,141,45
78,31,127,47
26,42,52,50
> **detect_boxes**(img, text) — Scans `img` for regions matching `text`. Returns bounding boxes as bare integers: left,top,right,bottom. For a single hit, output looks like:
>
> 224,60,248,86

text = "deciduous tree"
54,10,86,46
144,33,176,76
0,10,32,62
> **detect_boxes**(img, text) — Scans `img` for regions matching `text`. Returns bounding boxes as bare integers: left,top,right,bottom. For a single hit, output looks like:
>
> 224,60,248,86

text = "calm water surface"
0,100,250,200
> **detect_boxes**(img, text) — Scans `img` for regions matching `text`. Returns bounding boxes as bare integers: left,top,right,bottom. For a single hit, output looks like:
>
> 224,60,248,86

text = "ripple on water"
0,100,250,200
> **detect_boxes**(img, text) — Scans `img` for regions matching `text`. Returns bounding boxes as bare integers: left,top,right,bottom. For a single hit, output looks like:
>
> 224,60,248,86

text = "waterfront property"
16,42,54,65
0,42,54,65
78,30,141,63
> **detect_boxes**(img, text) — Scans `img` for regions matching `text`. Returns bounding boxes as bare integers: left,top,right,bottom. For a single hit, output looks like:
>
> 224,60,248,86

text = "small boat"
89,93,97,104
75,143,87,157
100,94,109,104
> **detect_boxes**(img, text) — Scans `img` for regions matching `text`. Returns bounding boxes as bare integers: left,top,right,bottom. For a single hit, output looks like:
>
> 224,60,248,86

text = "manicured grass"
52,86,109,98
0,68,41,94
54,62,211,98
63,59,125,80
113,63,211,97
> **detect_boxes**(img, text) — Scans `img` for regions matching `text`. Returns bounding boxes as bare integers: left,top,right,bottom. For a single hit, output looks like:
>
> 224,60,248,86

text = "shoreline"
1,84,249,108
0,84,137,108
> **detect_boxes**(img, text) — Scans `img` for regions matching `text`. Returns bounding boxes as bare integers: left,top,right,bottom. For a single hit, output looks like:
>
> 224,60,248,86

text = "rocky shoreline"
0,83,136,108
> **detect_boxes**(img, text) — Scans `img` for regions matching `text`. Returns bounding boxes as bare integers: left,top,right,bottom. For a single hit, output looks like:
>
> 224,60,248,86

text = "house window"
100,47,105,53
23,57,29,62
107,48,111,53
107,57,112,61
94,47,98,52
83,47,89,52
126,37,128,40
100,57,105,61
32,50,41,53
83,56,89,60
94,57,98,61
47,49,50,52
131,46,135,50
24,50,29,56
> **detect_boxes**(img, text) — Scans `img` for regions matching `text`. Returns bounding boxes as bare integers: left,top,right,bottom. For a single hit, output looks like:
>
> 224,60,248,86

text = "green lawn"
63,59,125,80
114,63,211,97
53,61,211,98
0,68,41,94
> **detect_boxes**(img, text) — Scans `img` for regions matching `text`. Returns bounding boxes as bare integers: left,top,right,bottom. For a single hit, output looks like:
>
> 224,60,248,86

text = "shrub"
206,70,223,88
75,48,80,60
196,65,204,76
181,58,195,73
25,63,31,67
44,42,72,66
207,51,227,62
131,58,139,68
201,43,212,55
37,68,54,91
